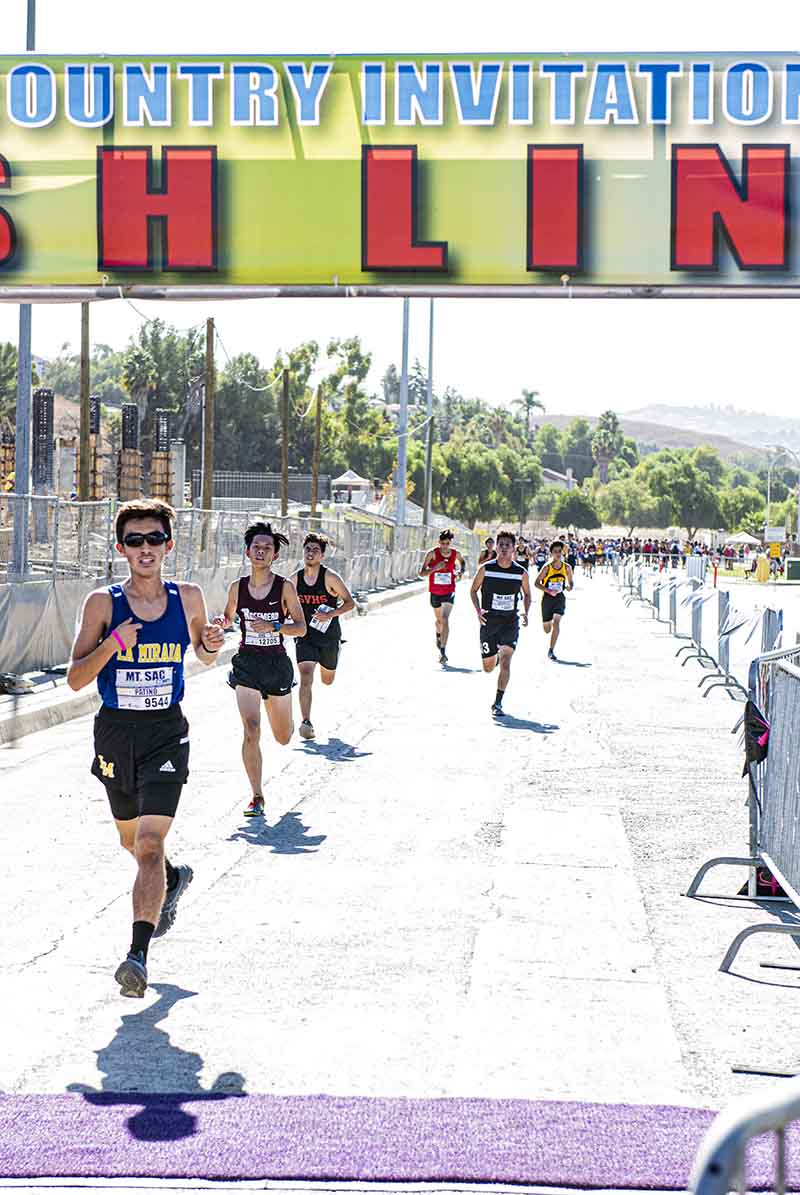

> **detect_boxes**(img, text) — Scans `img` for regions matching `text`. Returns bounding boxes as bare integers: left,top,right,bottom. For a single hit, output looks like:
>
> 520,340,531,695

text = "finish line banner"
0,54,798,288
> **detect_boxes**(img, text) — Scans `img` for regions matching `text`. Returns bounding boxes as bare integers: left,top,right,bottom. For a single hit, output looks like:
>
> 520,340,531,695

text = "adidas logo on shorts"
159,760,176,773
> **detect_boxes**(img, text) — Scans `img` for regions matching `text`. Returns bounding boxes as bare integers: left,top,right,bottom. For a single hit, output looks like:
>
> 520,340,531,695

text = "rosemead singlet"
295,564,341,645
235,574,287,654
97,581,190,711
428,547,459,595
540,560,569,596
480,560,527,620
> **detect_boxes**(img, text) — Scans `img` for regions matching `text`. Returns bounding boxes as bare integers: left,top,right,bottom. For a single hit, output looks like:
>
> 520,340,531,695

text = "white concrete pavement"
1,571,797,1110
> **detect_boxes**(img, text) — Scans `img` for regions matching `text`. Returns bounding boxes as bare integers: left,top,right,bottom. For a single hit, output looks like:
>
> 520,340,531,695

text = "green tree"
513,387,544,442
598,477,670,535
408,359,428,407
531,485,561,519
438,435,505,526
0,343,39,432
691,445,725,487
637,450,721,537
727,465,756,490
718,485,764,533
381,362,400,405
214,352,280,472
552,489,601,530
533,423,565,472
619,436,639,468
561,417,595,483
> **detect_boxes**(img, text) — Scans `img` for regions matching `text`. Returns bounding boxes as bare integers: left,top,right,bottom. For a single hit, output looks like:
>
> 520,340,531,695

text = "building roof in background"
332,469,372,487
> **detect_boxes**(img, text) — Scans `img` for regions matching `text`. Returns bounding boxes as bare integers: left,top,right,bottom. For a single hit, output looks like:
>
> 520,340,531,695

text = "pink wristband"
110,630,126,651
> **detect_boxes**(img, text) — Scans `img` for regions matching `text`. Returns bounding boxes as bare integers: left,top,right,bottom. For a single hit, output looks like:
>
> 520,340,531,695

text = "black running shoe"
115,950,147,998
491,701,505,717
153,864,194,940
548,648,557,661
439,649,448,665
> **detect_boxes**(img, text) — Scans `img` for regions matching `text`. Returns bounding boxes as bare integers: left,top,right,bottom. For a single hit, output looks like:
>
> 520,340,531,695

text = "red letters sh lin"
0,140,789,276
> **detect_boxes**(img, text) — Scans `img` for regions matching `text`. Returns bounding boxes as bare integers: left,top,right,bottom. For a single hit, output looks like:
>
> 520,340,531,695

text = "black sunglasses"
121,531,170,547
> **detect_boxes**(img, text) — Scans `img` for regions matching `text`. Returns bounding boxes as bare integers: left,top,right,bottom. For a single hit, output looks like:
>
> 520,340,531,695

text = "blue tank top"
97,581,191,711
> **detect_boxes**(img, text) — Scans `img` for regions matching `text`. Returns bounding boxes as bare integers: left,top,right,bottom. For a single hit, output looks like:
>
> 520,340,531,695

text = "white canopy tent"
723,532,762,546
332,469,372,489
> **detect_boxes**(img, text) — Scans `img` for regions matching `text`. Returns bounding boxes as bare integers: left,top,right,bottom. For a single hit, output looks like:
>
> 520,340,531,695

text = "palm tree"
121,344,156,423
592,410,623,484
513,388,545,442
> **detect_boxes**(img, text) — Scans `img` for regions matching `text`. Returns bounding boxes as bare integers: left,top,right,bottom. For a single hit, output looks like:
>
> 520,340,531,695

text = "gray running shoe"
115,951,147,998
299,719,315,740
153,865,193,939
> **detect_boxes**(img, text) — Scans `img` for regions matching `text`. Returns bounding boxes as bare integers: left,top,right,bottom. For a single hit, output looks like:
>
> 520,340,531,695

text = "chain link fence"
0,495,481,675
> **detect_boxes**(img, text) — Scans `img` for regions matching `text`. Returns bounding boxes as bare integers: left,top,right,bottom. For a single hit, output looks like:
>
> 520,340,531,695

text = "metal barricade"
690,1077,800,1195
687,555,708,583
687,641,800,965
0,496,459,675
676,587,717,669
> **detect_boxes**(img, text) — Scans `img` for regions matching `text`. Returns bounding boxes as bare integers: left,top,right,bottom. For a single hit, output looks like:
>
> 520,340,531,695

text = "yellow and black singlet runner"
540,561,569,596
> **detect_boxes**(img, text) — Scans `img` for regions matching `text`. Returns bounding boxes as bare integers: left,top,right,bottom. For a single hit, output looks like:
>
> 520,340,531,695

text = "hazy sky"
1,0,797,417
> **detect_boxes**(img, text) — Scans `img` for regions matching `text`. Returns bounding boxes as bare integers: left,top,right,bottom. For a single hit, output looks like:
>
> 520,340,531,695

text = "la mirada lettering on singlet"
114,642,183,664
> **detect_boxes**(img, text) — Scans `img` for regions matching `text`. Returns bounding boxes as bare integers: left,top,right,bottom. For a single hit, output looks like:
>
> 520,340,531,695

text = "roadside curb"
0,580,427,746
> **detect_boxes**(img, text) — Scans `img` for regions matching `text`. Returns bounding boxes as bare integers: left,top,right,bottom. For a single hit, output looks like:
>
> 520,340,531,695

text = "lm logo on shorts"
97,754,115,779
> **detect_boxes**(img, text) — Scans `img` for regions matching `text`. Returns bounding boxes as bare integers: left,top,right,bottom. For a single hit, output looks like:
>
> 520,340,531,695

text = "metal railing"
690,1074,800,1195
686,641,800,968
0,495,481,675
617,560,778,703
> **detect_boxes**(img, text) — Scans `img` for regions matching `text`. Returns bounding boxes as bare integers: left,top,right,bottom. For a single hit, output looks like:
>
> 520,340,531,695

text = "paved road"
2,573,798,1110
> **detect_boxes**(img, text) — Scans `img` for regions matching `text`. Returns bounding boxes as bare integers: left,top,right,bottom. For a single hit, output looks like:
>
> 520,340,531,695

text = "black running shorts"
542,593,567,623
228,649,295,698
91,704,189,821
295,635,341,672
480,617,519,658
430,592,455,608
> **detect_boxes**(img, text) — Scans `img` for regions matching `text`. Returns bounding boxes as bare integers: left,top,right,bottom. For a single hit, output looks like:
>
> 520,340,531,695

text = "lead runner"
470,529,531,717
67,499,225,998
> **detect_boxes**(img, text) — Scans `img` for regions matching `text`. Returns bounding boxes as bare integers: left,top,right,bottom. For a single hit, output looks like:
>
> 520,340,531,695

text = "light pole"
514,478,532,533
11,0,36,575
395,298,410,526
423,299,434,527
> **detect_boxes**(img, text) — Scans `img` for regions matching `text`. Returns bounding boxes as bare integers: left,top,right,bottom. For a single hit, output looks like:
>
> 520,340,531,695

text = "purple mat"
0,1093,796,1188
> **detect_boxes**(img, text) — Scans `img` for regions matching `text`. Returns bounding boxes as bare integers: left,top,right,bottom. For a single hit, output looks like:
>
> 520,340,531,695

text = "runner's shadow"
66,983,245,1141
299,737,371,761
494,716,559,734
440,664,479,674
553,659,592,668
228,810,326,854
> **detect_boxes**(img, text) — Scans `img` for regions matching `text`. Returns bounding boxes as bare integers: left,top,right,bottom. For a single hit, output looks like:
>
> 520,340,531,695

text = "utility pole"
310,384,322,518
11,0,36,575
423,299,434,527
78,303,91,500
395,298,410,526
281,367,289,517
516,478,530,534
201,318,215,512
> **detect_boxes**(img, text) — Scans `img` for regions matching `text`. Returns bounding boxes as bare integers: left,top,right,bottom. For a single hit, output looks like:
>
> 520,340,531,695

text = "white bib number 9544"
116,666,173,710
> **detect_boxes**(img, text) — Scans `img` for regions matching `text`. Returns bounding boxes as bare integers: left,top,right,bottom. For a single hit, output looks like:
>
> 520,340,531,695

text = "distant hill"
535,413,761,462
625,403,800,454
